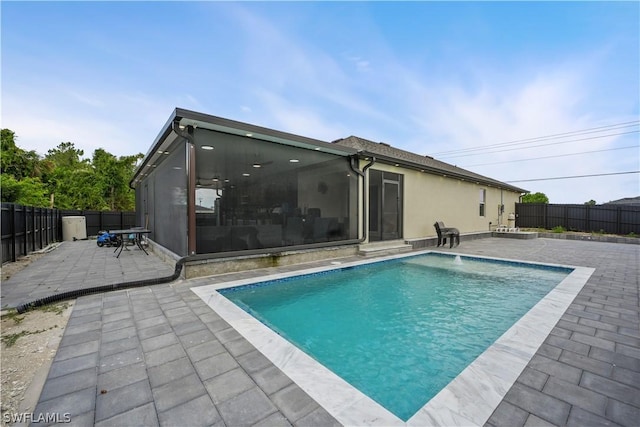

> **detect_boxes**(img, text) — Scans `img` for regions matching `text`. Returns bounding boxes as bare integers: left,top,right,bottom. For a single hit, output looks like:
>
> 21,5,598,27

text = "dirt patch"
1,251,73,426
1,252,47,283
1,303,73,425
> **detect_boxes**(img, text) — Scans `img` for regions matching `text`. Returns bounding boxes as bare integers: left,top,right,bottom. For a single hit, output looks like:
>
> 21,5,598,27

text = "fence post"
22,205,27,257
37,207,42,250
10,204,17,262
32,206,37,252
42,208,49,247
617,207,622,235
46,208,51,245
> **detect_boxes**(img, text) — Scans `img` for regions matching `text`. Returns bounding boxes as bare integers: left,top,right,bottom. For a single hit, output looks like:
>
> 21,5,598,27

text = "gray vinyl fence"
515,203,640,235
1,203,135,264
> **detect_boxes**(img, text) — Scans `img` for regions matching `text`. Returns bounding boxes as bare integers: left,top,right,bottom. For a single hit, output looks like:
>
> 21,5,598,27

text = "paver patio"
2,237,638,426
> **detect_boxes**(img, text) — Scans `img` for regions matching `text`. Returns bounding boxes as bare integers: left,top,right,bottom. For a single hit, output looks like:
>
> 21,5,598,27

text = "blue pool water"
220,253,572,421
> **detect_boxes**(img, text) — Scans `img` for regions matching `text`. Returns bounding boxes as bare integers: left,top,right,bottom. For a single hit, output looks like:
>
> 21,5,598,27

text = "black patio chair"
434,221,460,248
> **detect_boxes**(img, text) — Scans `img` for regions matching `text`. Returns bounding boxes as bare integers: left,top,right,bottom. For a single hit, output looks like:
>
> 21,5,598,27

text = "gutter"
358,150,527,194
349,154,376,243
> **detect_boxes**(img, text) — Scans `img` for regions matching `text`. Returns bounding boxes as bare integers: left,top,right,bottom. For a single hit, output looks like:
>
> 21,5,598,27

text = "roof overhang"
131,108,358,187
355,150,529,194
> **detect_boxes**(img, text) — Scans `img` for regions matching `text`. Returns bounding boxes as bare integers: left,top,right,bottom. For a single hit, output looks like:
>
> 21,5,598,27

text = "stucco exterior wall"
362,161,522,240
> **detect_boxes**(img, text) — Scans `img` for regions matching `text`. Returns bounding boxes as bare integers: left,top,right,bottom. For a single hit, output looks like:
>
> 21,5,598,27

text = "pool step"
358,240,413,257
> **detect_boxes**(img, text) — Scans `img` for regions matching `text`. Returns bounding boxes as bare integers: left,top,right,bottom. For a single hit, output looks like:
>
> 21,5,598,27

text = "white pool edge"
191,250,594,427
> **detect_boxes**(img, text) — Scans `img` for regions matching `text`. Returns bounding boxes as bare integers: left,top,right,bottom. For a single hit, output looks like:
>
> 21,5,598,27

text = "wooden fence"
1,203,135,264
515,203,640,235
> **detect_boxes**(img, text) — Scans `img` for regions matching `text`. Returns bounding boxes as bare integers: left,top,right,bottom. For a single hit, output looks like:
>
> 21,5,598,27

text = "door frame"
368,169,403,241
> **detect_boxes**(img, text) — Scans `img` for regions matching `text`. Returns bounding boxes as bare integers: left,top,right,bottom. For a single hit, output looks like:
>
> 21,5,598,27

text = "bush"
551,226,566,233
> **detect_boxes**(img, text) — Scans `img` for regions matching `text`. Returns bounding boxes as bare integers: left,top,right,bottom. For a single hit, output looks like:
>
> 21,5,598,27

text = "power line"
433,120,639,156
462,145,640,168
506,171,640,183
432,120,640,157
439,130,639,159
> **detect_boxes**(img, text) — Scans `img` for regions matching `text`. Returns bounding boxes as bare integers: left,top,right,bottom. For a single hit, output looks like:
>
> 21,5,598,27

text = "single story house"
131,108,527,277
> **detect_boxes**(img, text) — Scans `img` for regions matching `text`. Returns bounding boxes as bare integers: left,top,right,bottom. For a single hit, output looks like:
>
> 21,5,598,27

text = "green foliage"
521,192,549,204
1,328,50,347
1,129,42,180
45,141,87,169
1,129,142,211
36,302,69,315
584,200,597,205
1,175,50,207
629,232,637,238
0,309,24,324
551,225,566,233
92,149,142,210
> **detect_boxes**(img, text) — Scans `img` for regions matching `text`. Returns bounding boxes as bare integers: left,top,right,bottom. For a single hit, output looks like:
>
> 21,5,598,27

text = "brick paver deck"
4,237,638,426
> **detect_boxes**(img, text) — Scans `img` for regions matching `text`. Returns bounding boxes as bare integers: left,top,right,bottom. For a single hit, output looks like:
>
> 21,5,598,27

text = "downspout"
350,154,376,243
14,120,202,313
172,120,197,255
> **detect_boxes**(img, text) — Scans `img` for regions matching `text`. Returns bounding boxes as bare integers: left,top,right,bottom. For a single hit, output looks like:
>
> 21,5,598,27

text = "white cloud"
3,2,636,205
344,54,372,72
252,90,350,142
397,62,638,203
2,83,174,158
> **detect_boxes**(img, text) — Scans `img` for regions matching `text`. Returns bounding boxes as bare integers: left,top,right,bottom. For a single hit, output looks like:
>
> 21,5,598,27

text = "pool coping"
191,250,595,426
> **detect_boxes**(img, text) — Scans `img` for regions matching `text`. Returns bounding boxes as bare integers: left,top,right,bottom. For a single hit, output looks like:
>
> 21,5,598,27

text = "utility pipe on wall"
349,154,376,243
172,120,197,255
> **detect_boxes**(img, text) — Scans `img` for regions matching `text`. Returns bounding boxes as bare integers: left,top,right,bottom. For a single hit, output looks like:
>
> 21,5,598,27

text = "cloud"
397,61,638,203
2,82,175,158
252,90,350,142
344,54,372,72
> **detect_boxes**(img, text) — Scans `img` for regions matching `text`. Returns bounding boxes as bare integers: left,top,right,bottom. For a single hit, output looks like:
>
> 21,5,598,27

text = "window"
479,189,486,217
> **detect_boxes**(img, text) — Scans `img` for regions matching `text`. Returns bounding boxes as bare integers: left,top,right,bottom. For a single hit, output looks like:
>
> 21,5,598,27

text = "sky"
1,1,639,204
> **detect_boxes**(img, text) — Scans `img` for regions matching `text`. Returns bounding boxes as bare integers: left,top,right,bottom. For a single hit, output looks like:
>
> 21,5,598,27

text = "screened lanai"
132,108,360,257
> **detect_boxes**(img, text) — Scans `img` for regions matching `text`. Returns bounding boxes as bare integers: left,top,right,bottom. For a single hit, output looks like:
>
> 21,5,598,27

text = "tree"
2,130,142,210
521,192,549,204
92,149,142,210
1,129,43,180
43,142,100,209
1,175,49,207
584,200,597,205
44,142,87,169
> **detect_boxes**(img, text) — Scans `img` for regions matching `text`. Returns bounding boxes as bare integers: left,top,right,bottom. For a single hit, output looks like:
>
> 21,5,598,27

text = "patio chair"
434,221,460,248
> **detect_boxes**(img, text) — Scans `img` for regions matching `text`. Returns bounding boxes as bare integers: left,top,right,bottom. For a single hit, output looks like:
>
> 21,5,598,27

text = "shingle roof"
333,135,528,193
603,196,640,205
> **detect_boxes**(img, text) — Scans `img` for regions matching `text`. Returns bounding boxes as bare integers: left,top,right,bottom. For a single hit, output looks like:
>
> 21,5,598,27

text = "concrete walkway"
1,238,638,426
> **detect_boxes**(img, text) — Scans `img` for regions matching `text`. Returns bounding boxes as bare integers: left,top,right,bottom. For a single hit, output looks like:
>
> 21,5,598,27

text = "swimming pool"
193,251,594,426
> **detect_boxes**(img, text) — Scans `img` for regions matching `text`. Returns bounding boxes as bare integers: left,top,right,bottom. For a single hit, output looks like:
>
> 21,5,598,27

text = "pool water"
220,253,572,421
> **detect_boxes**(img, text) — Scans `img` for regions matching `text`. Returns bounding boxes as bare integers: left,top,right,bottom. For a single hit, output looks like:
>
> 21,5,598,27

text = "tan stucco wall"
362,162,522,241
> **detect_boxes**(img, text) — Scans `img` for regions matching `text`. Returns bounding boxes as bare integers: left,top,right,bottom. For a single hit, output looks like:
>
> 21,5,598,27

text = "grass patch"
36,302,69,316
1,309,25,325
1,328,49,347
1,302,69,347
